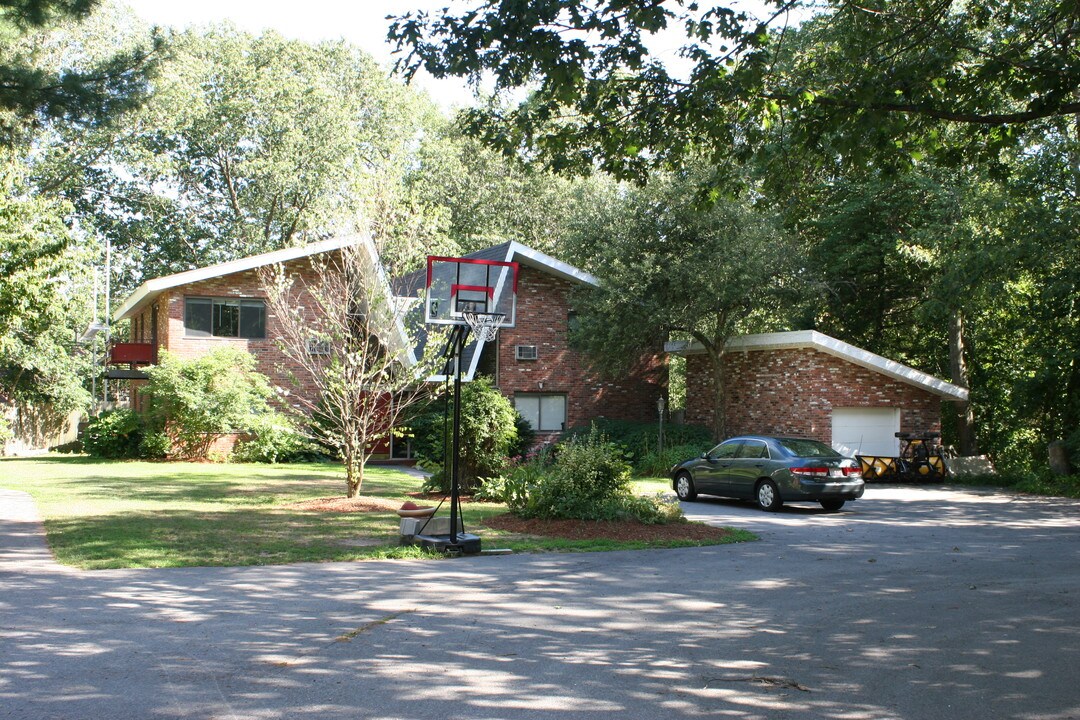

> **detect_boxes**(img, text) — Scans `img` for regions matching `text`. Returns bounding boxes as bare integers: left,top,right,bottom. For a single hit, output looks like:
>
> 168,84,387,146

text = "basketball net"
462,311,505,342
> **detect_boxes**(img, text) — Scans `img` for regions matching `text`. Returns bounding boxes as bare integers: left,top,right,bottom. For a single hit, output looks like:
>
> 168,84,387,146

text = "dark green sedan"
671,435,866,512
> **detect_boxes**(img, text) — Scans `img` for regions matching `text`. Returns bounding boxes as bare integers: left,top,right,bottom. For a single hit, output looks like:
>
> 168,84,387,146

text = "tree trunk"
345,448,364,498
948,309,979,455
706,345,727,441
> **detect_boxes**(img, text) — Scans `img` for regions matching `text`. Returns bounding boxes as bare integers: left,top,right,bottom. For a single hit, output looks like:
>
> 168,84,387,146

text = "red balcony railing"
109,342,155,365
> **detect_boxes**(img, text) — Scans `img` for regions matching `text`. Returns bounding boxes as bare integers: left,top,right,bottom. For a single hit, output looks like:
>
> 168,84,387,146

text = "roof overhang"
112,235,363,322
665,330,969,401
503,241,599,287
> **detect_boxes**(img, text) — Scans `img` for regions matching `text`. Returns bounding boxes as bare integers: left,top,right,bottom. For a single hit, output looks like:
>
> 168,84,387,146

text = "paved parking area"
2,485,1078,719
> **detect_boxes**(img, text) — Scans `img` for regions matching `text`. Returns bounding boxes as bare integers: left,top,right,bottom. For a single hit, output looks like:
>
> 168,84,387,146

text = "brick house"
110,237,665,455
394,241,665,444
666,331,968,456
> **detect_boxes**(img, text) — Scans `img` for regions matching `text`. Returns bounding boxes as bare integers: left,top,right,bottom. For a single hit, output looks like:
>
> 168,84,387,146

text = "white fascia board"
357,236,418,368
505,241,599,287
112,235,362,322
668,330,969,401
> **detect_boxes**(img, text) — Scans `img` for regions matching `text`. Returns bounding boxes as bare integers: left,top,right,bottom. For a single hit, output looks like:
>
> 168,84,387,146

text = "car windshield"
777,438,842,458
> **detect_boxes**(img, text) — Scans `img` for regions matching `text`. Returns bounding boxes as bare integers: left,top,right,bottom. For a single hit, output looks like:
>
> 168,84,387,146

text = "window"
515,345,538,361
185,297,266,339
514,393,567,432
567,310,581,334
736,440,770,459
708,441,741,459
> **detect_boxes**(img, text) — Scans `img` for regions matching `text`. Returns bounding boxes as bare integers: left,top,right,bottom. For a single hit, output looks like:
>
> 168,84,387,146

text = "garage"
831,407,900,457
668,330,969,445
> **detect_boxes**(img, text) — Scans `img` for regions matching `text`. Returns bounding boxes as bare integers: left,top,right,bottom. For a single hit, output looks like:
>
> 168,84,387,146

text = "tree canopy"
0,0,160,146
391,0,1080,178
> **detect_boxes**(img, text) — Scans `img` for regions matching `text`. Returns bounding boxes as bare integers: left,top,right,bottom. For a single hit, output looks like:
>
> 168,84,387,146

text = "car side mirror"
701,452,711,460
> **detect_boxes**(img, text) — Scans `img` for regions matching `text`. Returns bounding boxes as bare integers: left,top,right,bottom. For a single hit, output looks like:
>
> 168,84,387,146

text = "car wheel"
755,479,783,511
675,472,697,501
819,499,846,512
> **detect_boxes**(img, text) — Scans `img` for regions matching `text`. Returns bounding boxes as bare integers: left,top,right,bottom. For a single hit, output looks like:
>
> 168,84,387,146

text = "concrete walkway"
0,489,67,574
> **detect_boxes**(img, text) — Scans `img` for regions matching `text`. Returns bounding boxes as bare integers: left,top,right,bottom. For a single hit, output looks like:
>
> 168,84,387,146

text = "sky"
122,0,745,110
123,0,494,109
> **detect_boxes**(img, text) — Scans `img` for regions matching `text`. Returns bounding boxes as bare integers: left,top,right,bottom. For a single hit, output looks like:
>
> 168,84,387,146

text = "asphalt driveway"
1,485,1078,719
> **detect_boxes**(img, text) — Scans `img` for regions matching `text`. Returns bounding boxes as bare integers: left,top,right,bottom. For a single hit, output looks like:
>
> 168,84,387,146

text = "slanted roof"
392,240,597,299
665,330,969,401
112,236,362,322
394,241,598,382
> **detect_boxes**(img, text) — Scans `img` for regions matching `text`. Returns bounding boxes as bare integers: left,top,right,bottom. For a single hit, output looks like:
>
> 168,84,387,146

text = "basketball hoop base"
416,533,482,556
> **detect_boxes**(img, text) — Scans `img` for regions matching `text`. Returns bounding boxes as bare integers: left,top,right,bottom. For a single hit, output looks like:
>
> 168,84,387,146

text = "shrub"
82,410,144,458
560,418,712,473
410,376,519,493
232,414,322,463
636,442,715,478
138,431,172,459
509,411,537,458
619,493,686,524
144,348,274,459
518,428,633,520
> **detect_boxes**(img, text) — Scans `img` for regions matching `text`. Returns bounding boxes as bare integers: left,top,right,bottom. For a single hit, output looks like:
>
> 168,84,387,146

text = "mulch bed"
482,514,737,542
285,496,405,513
285,497,734,544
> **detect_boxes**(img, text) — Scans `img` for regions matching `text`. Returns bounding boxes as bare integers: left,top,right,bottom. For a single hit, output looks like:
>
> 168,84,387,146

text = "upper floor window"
185,297,266,339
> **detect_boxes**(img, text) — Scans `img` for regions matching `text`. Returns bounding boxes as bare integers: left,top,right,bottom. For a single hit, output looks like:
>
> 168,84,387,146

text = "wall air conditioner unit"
306,338,331,355
515,345,538,361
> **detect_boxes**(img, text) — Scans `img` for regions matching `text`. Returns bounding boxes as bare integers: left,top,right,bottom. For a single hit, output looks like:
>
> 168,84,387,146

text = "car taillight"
791,467,828,477
843,466,863,478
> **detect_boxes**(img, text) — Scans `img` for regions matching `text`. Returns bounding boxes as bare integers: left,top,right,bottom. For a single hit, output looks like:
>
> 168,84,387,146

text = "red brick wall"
684,347,941,442
159,260,329,402
145,256,400,455
495,266,665,430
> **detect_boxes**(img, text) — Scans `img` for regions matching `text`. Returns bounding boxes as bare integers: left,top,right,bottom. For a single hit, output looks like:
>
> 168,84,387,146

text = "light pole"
657,396,666,454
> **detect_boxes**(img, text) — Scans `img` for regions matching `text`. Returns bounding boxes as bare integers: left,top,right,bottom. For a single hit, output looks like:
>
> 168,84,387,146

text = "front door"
697,440,741,495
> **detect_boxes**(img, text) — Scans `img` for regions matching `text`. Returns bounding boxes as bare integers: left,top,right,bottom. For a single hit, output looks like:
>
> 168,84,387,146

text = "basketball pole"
448,324,466,548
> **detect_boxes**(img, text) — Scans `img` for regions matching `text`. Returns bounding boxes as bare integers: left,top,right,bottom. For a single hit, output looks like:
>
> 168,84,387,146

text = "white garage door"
831,408,900,457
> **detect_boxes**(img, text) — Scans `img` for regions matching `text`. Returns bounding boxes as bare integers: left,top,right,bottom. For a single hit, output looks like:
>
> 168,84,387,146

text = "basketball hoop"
462,311,505,342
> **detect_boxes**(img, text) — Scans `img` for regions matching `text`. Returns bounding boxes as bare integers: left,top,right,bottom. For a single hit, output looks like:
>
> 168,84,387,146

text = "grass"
947,470,1080,499
0,456,751,570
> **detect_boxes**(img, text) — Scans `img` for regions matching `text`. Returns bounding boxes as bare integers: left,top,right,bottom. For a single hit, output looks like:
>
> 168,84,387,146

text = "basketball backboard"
425,256,518,327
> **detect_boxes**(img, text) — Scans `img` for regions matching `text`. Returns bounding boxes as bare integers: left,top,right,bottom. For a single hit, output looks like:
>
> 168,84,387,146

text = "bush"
232,414,323,463
636,442,714,478
82,410,144,458
560,418,712,473
144,348,274,459
410,376,519,493
490,432,686,524
138,431,172,459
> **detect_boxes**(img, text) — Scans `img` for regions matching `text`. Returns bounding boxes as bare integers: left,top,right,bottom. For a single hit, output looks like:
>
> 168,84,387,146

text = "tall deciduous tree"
69,26,442,293
566,169,800,439
0,153,92,435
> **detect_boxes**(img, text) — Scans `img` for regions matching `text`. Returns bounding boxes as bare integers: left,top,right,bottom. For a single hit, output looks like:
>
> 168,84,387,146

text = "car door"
696,440,742,496
728,439,770,499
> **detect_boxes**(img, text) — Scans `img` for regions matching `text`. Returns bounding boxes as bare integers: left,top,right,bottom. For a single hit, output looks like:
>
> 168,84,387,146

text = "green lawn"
0,456,750,569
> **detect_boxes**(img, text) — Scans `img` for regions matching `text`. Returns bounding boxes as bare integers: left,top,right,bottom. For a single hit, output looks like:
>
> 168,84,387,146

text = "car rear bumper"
793,478,866,499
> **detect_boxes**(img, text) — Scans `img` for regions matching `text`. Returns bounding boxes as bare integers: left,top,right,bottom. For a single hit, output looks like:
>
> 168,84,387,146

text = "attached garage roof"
665,330,969,401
